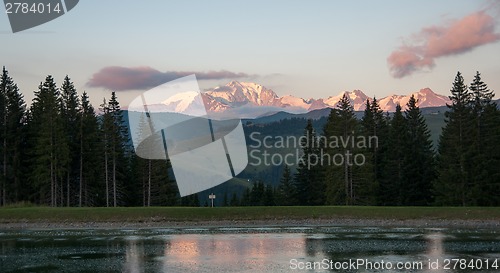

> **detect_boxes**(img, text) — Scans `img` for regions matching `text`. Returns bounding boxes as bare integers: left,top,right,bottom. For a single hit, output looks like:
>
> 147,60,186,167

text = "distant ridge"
150,80,459,119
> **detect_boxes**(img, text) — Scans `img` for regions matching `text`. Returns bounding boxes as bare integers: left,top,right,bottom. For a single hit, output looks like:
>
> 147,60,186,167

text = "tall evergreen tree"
263,184,275,206
78,92,100,206
361,97,389,204
434,72,474,206
249,181,265,206
276,164,298,205
100,92,130,207
60,76,80,206
0,67,26,205
380,104,406,205
402,95,435,205
294,119,324,205
0,68,6,206
131,112,178,207
323,94,374,205
30,76,69,206
468,72,500,205
361,98,388,173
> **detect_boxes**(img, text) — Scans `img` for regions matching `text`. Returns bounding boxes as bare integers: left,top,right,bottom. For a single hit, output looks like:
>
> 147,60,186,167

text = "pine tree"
30,76,69,206
323,94,374,205
0,67,26,205
468,72,500,205
132,112,178,207
276,164,298,205
361,97,389,205
380,104,406,205
100,98,111,206
250,181,265,206
434,72,474,206
470,71,494,110
294,119,324,205
100,92,130,207
60,76,80,206
402,95,435,205
78,92,100,206
263,184,275,206
0,68,6,206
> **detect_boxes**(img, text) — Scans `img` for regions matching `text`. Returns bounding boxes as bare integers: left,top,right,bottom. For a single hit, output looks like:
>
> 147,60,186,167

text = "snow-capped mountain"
157,81,450,117
378,88,449,111
323,90,369,111
204,81,281,108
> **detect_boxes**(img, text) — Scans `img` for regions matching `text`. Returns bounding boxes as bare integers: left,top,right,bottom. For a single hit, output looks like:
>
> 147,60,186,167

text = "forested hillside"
1,68,498,207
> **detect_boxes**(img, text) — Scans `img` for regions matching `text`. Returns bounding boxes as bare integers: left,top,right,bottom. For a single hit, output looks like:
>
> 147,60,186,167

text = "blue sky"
1,0,499,107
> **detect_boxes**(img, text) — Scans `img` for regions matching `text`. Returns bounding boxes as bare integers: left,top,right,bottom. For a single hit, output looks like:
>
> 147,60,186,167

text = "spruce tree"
30,76,69,206
276,164,297,205
100,92,130,207
60,76,80,206
434,72,474,206
323,94,374,205
0,67,26,205
380,104,406,205
361,97,389,205
132,113,177,207
78,92,100,206
361,98,389,174
0,68,6,205
294,119,323,205
263,184,275,206
468,72,499,205
402,95,435,205
250,181,265,206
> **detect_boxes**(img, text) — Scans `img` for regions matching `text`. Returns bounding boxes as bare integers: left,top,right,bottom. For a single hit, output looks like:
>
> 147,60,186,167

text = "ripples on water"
0,227,499,272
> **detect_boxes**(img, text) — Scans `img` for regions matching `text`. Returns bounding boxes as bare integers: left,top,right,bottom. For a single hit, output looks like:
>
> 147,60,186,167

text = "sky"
1,0,499,108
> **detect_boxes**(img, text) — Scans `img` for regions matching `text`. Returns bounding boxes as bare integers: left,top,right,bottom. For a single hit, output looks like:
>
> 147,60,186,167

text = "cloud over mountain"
87,66,251,91
388,11,500,78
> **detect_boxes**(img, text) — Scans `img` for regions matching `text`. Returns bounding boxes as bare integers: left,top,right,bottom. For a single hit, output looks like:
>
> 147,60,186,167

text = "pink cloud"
388,11,500,78
87,66,251,91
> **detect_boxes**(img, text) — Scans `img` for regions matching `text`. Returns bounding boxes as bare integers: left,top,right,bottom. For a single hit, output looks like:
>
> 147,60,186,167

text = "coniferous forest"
0,68,499,207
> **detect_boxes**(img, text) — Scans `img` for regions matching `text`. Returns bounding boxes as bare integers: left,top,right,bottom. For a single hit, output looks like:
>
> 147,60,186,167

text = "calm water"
0,226,499,272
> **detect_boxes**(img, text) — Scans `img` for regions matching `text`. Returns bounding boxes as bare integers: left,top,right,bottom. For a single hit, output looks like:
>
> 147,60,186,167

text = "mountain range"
157,81,451,118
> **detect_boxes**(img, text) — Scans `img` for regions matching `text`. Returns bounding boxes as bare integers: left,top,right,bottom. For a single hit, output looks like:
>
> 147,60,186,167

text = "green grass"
0,206,499,223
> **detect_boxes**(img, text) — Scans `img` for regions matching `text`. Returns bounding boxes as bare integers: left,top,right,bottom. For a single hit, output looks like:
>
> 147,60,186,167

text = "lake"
0,226,499,272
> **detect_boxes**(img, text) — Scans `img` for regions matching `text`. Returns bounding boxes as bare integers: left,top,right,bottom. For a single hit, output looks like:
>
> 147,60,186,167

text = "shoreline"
1,218,499,230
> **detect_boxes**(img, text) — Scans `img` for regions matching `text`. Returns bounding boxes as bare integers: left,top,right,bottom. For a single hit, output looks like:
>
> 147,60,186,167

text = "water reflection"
0,227,498,272
161,234,305,272
425,232,445,273
123,238,144,273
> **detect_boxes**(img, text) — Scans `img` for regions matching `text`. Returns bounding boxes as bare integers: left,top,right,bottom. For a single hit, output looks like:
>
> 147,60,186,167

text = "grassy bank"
0,206,499,223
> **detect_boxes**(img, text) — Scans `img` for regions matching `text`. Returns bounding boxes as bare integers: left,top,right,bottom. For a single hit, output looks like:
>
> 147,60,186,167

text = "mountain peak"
162,81,450,117
418,87,435,95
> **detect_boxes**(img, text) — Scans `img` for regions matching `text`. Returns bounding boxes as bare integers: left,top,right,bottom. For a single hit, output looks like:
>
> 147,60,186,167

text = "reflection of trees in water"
304,237,326,257
425,232,445,273
426,233,444,257
308,233,430,272
123,239,145,273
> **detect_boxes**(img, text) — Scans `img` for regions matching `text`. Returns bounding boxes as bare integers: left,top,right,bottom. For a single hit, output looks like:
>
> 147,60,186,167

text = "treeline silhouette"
0,67,180,207
1,68,498,207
